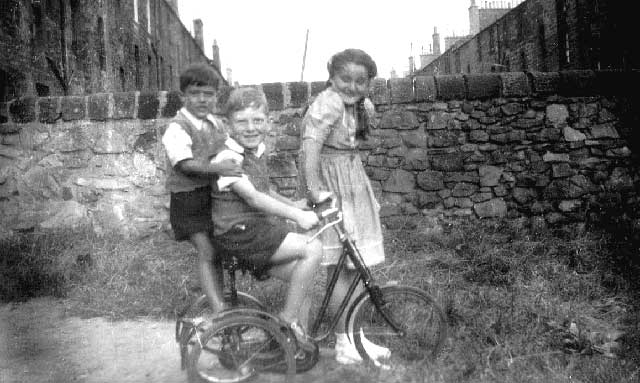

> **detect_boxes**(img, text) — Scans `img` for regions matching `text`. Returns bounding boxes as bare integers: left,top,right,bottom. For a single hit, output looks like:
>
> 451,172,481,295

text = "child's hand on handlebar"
295,210,320,230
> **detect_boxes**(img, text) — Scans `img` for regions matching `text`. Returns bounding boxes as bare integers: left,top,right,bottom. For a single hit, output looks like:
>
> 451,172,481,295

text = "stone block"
287,82,309,108
389,78,414,103
500,72,531,97
370,78,389,105
404,148,428,170
88,93,109,121
415,76,436,102
61,96,86,121
415,191,441,208
379,110,418,129
429,152,464,171
501,102,524,116
465,73,501,100
469,130,489,142
563,126,586,142
417,170,444,191
474,198,507,218
9,97,36,123
590,124,619,139
262,83,284,110
400,130,427,148
559,70,596,96
452,182,478,197
113,92,136,119
435,75,465,100
138,92,160,119
162,91,182,117
479,165,502,187
529,72,560,95
382,169,415,193
38,97,60,123
428,130,459,148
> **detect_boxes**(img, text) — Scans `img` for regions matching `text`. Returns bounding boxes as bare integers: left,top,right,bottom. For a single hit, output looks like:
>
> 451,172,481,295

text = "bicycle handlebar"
307,192,343,243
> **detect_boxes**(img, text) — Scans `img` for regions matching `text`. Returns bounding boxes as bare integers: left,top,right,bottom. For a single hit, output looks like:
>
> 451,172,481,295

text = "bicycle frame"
307,204,405,341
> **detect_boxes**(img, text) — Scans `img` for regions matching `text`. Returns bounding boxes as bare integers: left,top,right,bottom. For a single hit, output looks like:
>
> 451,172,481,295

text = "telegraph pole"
301,29,309,81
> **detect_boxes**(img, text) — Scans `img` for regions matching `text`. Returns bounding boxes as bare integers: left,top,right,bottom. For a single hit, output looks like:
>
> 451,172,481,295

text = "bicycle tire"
187,314,296,383
346,285,447,367
177,293,266,366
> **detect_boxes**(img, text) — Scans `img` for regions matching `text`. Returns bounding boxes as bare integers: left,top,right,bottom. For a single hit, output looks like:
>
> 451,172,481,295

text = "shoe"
334,332,391,367
288,321,317,358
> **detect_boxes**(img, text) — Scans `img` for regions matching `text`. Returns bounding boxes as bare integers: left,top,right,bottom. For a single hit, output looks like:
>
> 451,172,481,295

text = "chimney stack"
193,19,204,52
211,39,221,70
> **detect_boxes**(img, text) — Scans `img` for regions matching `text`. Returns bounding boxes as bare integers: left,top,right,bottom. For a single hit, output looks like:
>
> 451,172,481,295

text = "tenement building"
0,0,224,103
414,0,638,75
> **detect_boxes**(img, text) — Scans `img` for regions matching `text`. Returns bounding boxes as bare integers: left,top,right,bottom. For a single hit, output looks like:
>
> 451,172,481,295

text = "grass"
2,213,639,382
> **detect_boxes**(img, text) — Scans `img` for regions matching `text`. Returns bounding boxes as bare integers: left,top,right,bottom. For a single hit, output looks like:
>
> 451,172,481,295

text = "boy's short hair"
179,63,219,92
224,87,269,118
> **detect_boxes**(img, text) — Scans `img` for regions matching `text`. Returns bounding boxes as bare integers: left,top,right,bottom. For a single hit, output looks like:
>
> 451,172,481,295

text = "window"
147,55,152,89
133,0,138,22
538,22,547,71
119,67,126,91
36,83,50,97
564,33,570,64
32,3,43,42
134,45,141,90
0,68,18,105
97,17,106,70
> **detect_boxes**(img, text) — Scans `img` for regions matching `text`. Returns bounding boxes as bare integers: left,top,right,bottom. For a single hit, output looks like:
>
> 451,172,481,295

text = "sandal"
287,321,317,358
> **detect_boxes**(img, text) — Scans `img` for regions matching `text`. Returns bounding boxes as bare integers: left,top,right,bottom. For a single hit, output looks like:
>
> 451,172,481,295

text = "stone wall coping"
1,70,637,125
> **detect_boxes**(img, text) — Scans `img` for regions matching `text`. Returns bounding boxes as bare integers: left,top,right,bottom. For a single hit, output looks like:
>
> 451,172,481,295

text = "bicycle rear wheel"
346,285,447,367
187,314,296,383
177,293,265,370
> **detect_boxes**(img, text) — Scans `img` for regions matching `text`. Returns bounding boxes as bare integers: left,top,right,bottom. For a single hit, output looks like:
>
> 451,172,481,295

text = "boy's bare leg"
268,233,322,325
191,231,226,313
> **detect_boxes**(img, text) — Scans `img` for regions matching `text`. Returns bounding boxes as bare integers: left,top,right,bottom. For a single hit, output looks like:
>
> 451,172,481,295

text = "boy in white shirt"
162,63,241,314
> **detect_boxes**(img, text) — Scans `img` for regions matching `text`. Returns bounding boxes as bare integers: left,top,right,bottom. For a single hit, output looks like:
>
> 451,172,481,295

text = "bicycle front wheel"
187,314,296,383
346,285,447,366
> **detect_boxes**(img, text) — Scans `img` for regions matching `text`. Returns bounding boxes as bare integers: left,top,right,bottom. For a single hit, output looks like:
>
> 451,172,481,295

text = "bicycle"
176,193,448,383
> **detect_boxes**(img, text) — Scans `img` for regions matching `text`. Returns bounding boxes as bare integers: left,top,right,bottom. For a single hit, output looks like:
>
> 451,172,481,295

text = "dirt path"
0,298,376,383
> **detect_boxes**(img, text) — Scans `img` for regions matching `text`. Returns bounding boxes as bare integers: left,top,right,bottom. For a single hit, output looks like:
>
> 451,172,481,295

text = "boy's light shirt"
213,137,266,191
162,107,227,166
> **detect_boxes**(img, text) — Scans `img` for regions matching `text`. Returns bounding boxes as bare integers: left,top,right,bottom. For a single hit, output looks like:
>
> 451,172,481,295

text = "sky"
178,0,474,85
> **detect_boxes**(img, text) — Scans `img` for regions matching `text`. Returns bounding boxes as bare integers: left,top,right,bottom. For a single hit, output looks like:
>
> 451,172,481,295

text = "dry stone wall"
0,70,638,237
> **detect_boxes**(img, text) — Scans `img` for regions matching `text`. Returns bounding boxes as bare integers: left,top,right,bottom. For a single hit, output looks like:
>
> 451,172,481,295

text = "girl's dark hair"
179,63,219,92
327,48,377,79
326,49,377,140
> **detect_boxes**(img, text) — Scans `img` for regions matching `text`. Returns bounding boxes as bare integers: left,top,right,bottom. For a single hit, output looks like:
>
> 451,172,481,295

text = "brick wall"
0,70,638,237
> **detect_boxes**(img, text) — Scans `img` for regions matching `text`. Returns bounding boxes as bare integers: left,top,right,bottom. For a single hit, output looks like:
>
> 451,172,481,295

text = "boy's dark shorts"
170,186,212,241
212,217,289,280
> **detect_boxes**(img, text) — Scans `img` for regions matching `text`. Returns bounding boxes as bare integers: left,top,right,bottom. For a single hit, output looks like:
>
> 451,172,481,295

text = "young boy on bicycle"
209,87,322,348
162,63,242,314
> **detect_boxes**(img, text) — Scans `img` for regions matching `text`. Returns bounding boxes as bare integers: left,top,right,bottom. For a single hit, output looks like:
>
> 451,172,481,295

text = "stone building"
409,0,523,75
415,0,638,75
0,0,224,104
